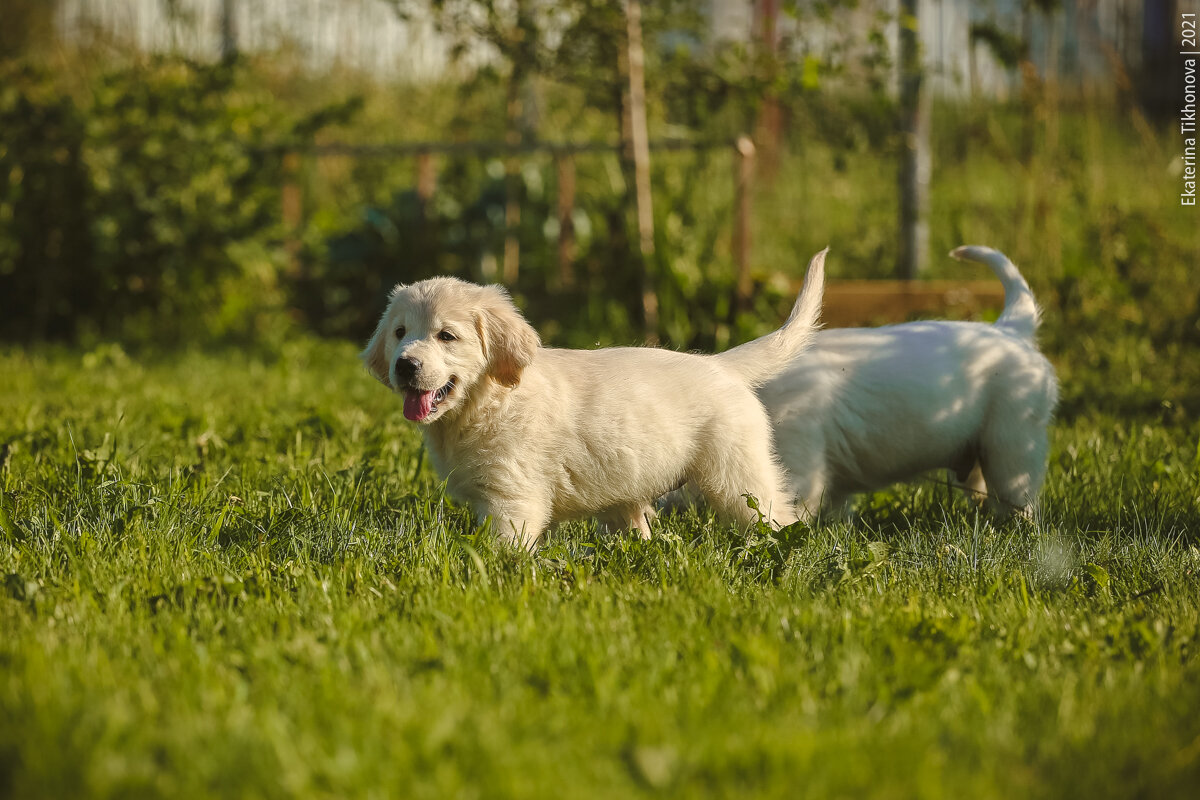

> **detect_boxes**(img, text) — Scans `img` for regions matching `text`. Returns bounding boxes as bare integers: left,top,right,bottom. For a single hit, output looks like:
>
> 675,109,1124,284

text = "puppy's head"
361,277,540,424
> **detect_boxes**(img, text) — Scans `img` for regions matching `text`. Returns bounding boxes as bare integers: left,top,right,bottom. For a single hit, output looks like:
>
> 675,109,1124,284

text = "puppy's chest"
427,434,531,505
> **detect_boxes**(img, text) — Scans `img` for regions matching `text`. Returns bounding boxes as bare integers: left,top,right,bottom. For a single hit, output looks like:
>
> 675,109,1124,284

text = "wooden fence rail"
272,139,735,157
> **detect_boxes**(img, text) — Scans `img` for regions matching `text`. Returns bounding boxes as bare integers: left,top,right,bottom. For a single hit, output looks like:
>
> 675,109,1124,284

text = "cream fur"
759,245,1059,519
361,252,827,549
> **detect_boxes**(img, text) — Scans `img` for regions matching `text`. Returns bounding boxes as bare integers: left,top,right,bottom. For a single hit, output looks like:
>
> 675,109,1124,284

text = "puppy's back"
515,347,769,520
761,321,1056,491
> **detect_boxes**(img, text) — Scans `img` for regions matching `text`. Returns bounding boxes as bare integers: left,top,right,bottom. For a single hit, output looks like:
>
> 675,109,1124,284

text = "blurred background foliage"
0,0,1197,420
1,59,286,343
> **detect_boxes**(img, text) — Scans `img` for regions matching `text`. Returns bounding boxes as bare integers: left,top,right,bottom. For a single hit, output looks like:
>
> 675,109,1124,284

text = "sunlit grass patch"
1,341,1198,798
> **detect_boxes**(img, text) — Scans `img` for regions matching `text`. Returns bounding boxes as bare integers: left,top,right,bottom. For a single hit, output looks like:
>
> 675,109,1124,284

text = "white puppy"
759,245,1058,519
361,251,827,549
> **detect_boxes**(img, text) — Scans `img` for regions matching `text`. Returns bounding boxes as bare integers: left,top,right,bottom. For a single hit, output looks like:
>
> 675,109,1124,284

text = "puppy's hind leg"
692,426,799,530
952,461,988,507
656,483,702,516
703,472,799,530
979,420,1049,521
775,443,828,524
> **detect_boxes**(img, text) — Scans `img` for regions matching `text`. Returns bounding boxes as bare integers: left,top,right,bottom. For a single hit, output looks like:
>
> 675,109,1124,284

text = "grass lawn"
1,340,1199,798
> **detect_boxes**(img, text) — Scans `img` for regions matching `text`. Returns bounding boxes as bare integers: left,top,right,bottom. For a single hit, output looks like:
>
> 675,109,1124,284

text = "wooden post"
281,150,303,277
415,150,437,265
502,3,531,285
503,155,522,283
753,0,781,177
733,136,756,316
968,31,978,99
625,0,657,340
1041,5,1062,276
503,160,521,283
416,150,436,202
898,0,929,280
556,153,576,288
1140,0,1182,120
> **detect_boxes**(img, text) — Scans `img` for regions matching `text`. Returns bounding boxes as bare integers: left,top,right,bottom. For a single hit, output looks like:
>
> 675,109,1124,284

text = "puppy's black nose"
393,356,421,384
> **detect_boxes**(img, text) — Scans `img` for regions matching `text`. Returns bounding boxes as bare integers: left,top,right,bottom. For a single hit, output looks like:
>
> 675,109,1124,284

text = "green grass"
1,340,1199,798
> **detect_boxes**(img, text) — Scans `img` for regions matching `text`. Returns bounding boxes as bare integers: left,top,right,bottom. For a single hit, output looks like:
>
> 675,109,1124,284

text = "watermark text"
1182,11,1197,206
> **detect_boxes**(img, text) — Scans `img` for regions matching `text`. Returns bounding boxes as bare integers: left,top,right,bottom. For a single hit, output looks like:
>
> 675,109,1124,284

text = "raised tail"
713,248,826,386
950,245,1040,341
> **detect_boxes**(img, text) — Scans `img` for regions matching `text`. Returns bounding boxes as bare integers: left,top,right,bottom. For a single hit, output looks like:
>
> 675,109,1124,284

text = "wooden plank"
816,280,1007,328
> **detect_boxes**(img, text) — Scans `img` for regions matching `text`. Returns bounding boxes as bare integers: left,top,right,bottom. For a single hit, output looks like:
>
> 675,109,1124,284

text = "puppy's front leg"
486,505,547,551
601,504,656,539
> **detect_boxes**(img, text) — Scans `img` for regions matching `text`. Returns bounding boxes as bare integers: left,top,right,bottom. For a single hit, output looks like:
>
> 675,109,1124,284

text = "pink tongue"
404,390,435,421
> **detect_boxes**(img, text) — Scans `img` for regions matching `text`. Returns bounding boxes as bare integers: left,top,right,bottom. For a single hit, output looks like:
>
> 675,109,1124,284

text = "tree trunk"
625,0,656,340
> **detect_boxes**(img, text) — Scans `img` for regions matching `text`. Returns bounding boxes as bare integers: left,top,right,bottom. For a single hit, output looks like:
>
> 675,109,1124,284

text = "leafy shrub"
292,148,779,353
0,60,285,344
292,155,645,346
84,60,285,343
0,65,93,341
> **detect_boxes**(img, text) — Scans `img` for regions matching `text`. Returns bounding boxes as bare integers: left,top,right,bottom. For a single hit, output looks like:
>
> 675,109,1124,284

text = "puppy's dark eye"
394,326,406,339
438,330,457,343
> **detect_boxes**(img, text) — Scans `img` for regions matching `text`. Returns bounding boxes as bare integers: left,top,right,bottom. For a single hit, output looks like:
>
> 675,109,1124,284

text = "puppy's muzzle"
394,356,421,386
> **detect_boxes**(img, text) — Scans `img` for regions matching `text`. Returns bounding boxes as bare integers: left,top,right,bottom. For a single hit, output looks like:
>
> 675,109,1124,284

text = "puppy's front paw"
493,521,541,552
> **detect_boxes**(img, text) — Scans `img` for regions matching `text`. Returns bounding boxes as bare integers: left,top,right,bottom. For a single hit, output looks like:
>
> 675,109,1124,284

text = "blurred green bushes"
0,49,1196,420
0,53,771,352
0,65,92,341
0,60,285,344
294,149,761,352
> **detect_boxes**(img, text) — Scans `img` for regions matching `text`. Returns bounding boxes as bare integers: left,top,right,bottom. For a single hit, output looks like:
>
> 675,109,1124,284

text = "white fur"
760,245,1058,519
361,252,827,549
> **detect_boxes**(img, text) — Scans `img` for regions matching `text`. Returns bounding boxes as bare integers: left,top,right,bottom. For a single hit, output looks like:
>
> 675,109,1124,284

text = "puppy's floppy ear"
360,285,405,386
475,285,540,388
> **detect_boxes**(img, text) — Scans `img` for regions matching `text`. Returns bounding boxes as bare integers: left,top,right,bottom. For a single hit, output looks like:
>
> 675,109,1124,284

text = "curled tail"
713,248,826,386
950,245,1040,341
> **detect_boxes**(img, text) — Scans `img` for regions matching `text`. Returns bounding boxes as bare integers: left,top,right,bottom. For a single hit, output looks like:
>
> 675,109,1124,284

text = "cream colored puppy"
760,246,1058,519
362,251,827,549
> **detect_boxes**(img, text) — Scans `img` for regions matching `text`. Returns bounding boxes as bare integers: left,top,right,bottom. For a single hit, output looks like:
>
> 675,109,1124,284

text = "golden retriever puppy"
361,251,826,549
760,246,1058,519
